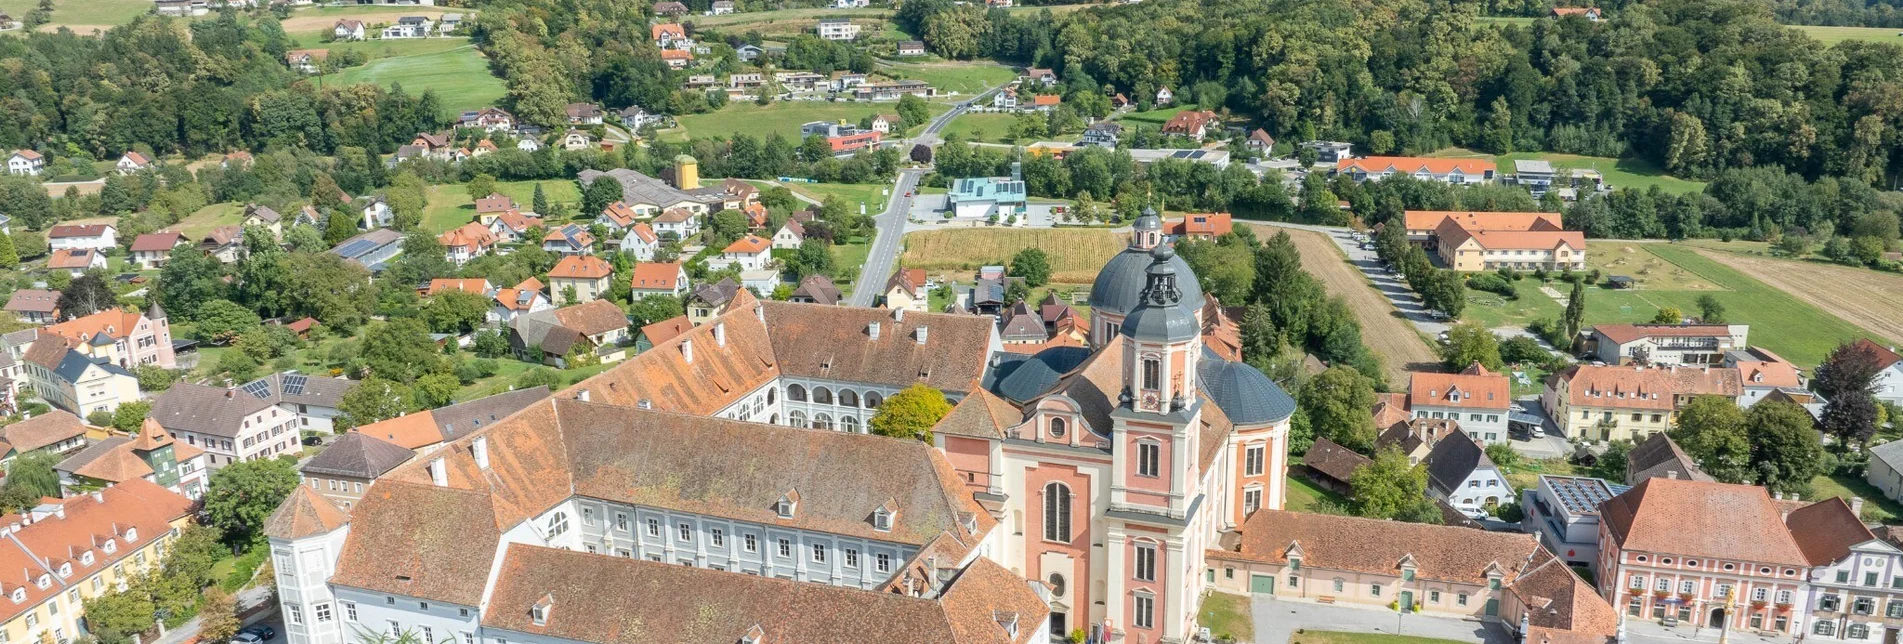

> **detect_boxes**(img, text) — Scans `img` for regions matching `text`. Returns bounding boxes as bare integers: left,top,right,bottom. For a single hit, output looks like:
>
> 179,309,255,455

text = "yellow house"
1434,218,1587,272
0,479,195,644
1541,364,1743,442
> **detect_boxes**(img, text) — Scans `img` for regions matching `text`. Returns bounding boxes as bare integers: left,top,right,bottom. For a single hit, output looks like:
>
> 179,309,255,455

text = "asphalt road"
846,92,986,307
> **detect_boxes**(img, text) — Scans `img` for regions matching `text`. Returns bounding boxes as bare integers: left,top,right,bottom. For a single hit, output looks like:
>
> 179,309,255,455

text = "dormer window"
124,528,136,542
81,552,94,565
103,540,117,554
9,588,22,603
740,625,764,644
777,490,800,519
530,594,553,626
34,575,48,589
57,564,69,578
872,500,898,532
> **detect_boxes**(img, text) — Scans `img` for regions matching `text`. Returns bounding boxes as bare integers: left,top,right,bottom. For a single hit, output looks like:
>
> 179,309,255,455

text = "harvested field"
900,228,1125,284
1694,249,1903,345
1254,223,1439,385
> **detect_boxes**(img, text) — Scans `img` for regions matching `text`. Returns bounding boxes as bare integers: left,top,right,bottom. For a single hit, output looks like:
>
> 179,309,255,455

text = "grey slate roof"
431,386,551,443
578,169,719,208
1626,432,1714,485
1423,430,1493,497
1196,348,1296,425
51,348,132,383
302,431,416,479
982,347,1093,403
1874,440,1903,475
691,277,741,307
150,382,278,438
998,303,1046,342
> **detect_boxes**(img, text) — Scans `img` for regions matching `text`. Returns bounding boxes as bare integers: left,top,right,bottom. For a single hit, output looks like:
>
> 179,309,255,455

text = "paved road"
1250,595,1516,644
845,91,989,307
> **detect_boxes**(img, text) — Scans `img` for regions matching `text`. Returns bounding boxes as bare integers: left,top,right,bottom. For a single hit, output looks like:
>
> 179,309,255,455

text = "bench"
1316,596,1337,604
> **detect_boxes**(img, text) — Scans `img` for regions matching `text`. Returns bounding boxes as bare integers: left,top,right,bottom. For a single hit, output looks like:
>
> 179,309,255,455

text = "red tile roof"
1599,477,1809,565
130,231,186,252
723,234,771,254
1338,157,1497,176
1210,509,1541,584
1591,323,1736,345
1404,210,1563,233
474,193,516,214
424,278,493,296
47,224,114,238
638,315,693,345
629,262,684,291
1551,364,1743,410
548,255,614,280
1409,363,1511,410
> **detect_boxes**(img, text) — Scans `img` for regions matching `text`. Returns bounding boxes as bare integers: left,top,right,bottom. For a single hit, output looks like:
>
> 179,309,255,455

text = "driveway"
1249,595,1516,644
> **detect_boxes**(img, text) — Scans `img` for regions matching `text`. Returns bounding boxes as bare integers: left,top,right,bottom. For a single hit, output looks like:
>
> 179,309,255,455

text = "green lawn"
880,61,1017,95
1285,473,1349,513
1810,473,1903,524
668,101,948,142
420,179,581,233
1431,149,1706,194
0,0,151,31
170,202,245,239
1794,25,1903,45
941,112,1028,144
1456,243,1875,368
1476,16,1537,25
318,44,505,114
288,34,476,60
458,360,613,400
693,6,891,27
1291,632,1469,644
1199,593,1254,643
1118,105,1193,125
830,242,871,295
789,182,892,212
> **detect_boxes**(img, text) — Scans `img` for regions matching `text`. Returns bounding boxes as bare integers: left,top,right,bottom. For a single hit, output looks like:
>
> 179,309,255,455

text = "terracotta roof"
1599,477,1808,565
10,149,42,161
1592,323,1736,345
1552,365,1742,411
654,207,695,224
425,278,493,296
1338,157,1497,176
47,224,114,238
599,201,640,227
1301,436,1369,483
760,301,996,394
482,545,1044,644
722,234,772,254
1,410,89,453
565,306,777,416
548,255,613,280
494,288,545,312
1161,110,1218,135
350,411,443,450
659,49,694,61
1404,210,1562,232
264,485,352,540
1625,432,1712,484
1211,509,1541,584
0,480,191,623
650,23,684,40
1737,357,1802,389
330,480,501,606
544,299,626,336
494,210,544,233
438,222,497,250
44,308,147,344
46,248,99,269
1786,497,1874,566
1165,213,1232,237
130,231,186,252
1436,217,1584,252
626,222,658,244
637,315,693,346
1853,339,1903,371
1409,363,1510,410
4,289,59,314
933,389,1024,440
1509,550,1620,644
629,262,684,291
1372,392,1410,430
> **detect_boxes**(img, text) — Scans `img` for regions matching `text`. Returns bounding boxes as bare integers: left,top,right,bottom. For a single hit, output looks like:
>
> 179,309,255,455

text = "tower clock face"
1143,392,1160,409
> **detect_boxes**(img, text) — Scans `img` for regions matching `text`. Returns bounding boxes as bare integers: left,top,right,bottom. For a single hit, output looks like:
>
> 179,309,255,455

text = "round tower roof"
1088,247,1202,318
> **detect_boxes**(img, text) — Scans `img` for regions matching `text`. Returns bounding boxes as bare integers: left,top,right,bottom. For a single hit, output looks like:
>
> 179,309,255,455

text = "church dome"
1197,348,1296,425
1089,245,1202,319
1119,247,1200,343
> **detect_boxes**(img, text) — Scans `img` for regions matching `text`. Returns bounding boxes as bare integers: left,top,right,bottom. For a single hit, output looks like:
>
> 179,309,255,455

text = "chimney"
868,321,880,340
915,326,928,345
473,436,490,469
893,308,904,323
577,388,590,402
1852,496,1865,517
90,491,103,504
714,322,726,347
681,338,694,363
1665,470,1678,480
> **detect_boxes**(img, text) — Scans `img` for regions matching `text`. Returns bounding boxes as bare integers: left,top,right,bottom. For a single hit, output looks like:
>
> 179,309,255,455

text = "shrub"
1465,273,1518,299
1500,336,1549,364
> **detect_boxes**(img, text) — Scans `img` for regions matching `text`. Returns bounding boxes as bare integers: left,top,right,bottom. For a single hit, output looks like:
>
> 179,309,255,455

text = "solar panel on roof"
337,239,376,258
241,380,273,399
282,374,308,396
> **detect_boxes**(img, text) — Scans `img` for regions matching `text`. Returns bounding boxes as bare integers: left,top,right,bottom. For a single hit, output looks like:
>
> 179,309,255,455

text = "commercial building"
1588,324,1750,366
1521,474,1629,567
947,164,1028,219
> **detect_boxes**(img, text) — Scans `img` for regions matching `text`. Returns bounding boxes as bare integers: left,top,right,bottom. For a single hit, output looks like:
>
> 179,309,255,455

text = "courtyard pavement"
1249,595,1516,644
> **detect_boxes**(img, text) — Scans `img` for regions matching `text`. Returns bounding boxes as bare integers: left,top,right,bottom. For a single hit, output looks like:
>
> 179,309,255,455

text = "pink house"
41,305,176,369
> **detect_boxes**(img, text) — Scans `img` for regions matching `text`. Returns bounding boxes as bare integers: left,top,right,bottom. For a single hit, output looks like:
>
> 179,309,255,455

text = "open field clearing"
278,7,460,32
169,203,244,239
1691,248,1903,345
901,228,1124,284
1794,25,1903,45
421,180,580,233
668,100,948,141
1254,223,1439,384
1429,148,1706,194
288,34,473,59
880,61,1016,95
694,7,890,27
318,44,503,114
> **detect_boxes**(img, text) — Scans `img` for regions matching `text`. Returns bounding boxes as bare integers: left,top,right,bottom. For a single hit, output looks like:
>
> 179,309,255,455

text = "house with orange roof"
1542,364,1742,442
1403,210,1563,244
129,231,187,269
115,151,152,175
633,314,693,353
1551,6,1602,20
1162,213,1232,240
46,248,105,277
488,209,545,243
1409,363,1513,443
547,255,615,305
0,479,194,644
46,223,117,251
629,262,688,298
1160,110,1220,139
1434,215,1586,272
1336,156,1497,185
422,278,494,297
1721,347,1807,408
541,223,597,256
713,234,773,272
42,306,175,369
1029,94,1062,112
618,222,661,260
7,149,45,176
55,418,209,498
474,193,516,218
651,22,687,47
882,267,930,312
490,284,554,325
438,222,499,266
659,48,694,69
596,201,641,232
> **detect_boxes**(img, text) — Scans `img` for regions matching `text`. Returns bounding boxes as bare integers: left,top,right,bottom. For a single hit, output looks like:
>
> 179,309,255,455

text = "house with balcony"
1588,324,1750,366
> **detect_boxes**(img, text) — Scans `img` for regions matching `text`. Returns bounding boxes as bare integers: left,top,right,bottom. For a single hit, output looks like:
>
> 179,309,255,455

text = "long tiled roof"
2,410,89,453
329,480,500,606
1786,497,1874,566
565,303,778,416
302,431,416,479
1592,323,1737,345
1404,210,1562,232
4,289,59,314
1301,437,1370,483
0,480,192,623
1551,364,1742,411
1409,363,1510,410
1212,509,1540,584
761,302,995,394
1599,477,1808,565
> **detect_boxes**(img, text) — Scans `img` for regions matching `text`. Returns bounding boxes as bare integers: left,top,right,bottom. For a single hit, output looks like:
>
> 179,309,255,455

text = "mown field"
318,44,504,114
1458,242,1879,367
693,6,891,27
1793,25,1903,45
668,100,948,142
939,112,1027,143
170,202,245,239
880,61,1017,96
0,0,150,33
901,228,1125,283
288,34,474,59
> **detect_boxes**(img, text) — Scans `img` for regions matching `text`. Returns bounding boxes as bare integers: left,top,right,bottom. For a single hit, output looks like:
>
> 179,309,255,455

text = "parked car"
1531,426,1546,438
240,626,276,642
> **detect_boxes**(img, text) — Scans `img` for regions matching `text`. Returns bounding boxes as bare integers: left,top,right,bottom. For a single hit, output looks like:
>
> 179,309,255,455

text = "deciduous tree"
1669,395,1751,482
869,384,952,442
1299,366,1377,453
203,457,300,544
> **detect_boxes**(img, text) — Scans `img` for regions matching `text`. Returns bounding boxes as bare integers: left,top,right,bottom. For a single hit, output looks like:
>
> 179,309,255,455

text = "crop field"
1692,248,1903,345
1256,223,1438,384
318,44,504,114
901,228,1125,283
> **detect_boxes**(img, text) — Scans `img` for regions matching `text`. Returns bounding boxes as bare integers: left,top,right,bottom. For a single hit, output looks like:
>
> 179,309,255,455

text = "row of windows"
1817,594,1903,617
1629,554,1799,577
1832,568,1903,589
784,384,883,409
1417,411,1502,424
1817,621,1874,638
581,541,894,574
1627,575,1794,603
558,507,900,574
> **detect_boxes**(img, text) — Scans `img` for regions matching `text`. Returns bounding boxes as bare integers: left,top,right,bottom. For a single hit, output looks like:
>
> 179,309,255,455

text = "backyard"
170,202,246,238
419,179,581,233
1455,242,1878,367
901,228,1125,283
318,44,506,114
1809,473,1903,524
1285,473,1349,513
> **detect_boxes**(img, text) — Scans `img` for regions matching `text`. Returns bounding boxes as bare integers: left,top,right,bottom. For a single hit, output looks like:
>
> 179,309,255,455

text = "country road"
846,89,992,307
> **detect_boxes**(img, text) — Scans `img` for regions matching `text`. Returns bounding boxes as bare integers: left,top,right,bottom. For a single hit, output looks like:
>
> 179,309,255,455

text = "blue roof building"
947,163,1028,219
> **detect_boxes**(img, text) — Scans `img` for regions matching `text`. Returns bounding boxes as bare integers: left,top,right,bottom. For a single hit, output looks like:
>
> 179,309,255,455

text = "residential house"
20,338,140,417
5,149,43,177
713,234,772,272
1552,6,1603,19
1597,477,1841,636
333,19,366,40
1852,340,1903,406
854,81,935,101
46,224,117,251
509,300,631,366
1521,475,1630,567
614,222,660,260
1402,210,1564,247
488,210,545,243
297,430,415,509
438,12,462,33
1543,364,1743,442
1423,430,1513,517
4,289,59,324
438,222,498,266
0,410,91,465
565,102,605,125
711,0,734,13
1154,86,1173,104
115,151,152,174
787,275,842,306
816,18,860,40
628,262,688,298
1247,129,1276,153
771,219,805,250
243,203,284,238
46,248,106,277
596,201,641,234
148,372,351,468
1162,213,1233,241
43,305,176,369
897,40,926,56
882,268,929,312
685,277,747,324
993,87,1019,109
198,226,244,264
735,44,763,61
547,255,614,305
560,129,592,151
660,48,694,69
286,49,327,73
0,480,195,644
1300,140,1354,164
1376,415,1453,466
474,193,517,220
651,22,687,46
129,232,187,269
1337,157,1498,184
1434,217,1585,272
1625,432,1713,485
458,107,515,132
1160,110,1220,139
1081,122,1123,148
382,16,433,38
1409,363,1511,444
359,196,394,229
491,283,554,325
330,228,405,272
634,315,693,353
1022,67,1057,86
1512,159,1558,197
1586,324,1750,366
1720,347,1806,407
653,0,688,15
541,224,597,256
54,418,209,498
869,113,902,134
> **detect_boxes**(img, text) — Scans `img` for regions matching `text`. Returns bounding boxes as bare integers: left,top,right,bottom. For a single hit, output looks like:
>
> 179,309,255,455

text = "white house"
115,151,152,174
1154,86,1173,105
620,223,660,261
651,207,700,240
772,219,805,250
1795,499,1898,642
1862,340,1903,406
1407,364,1511,444
360,197,394,230
333,19,365,40
712,234,772,272
629,262,689,298
382,16,432,38
816,18,860,40
1423,429,1513,518
7,149,44,176
46,224,118,251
